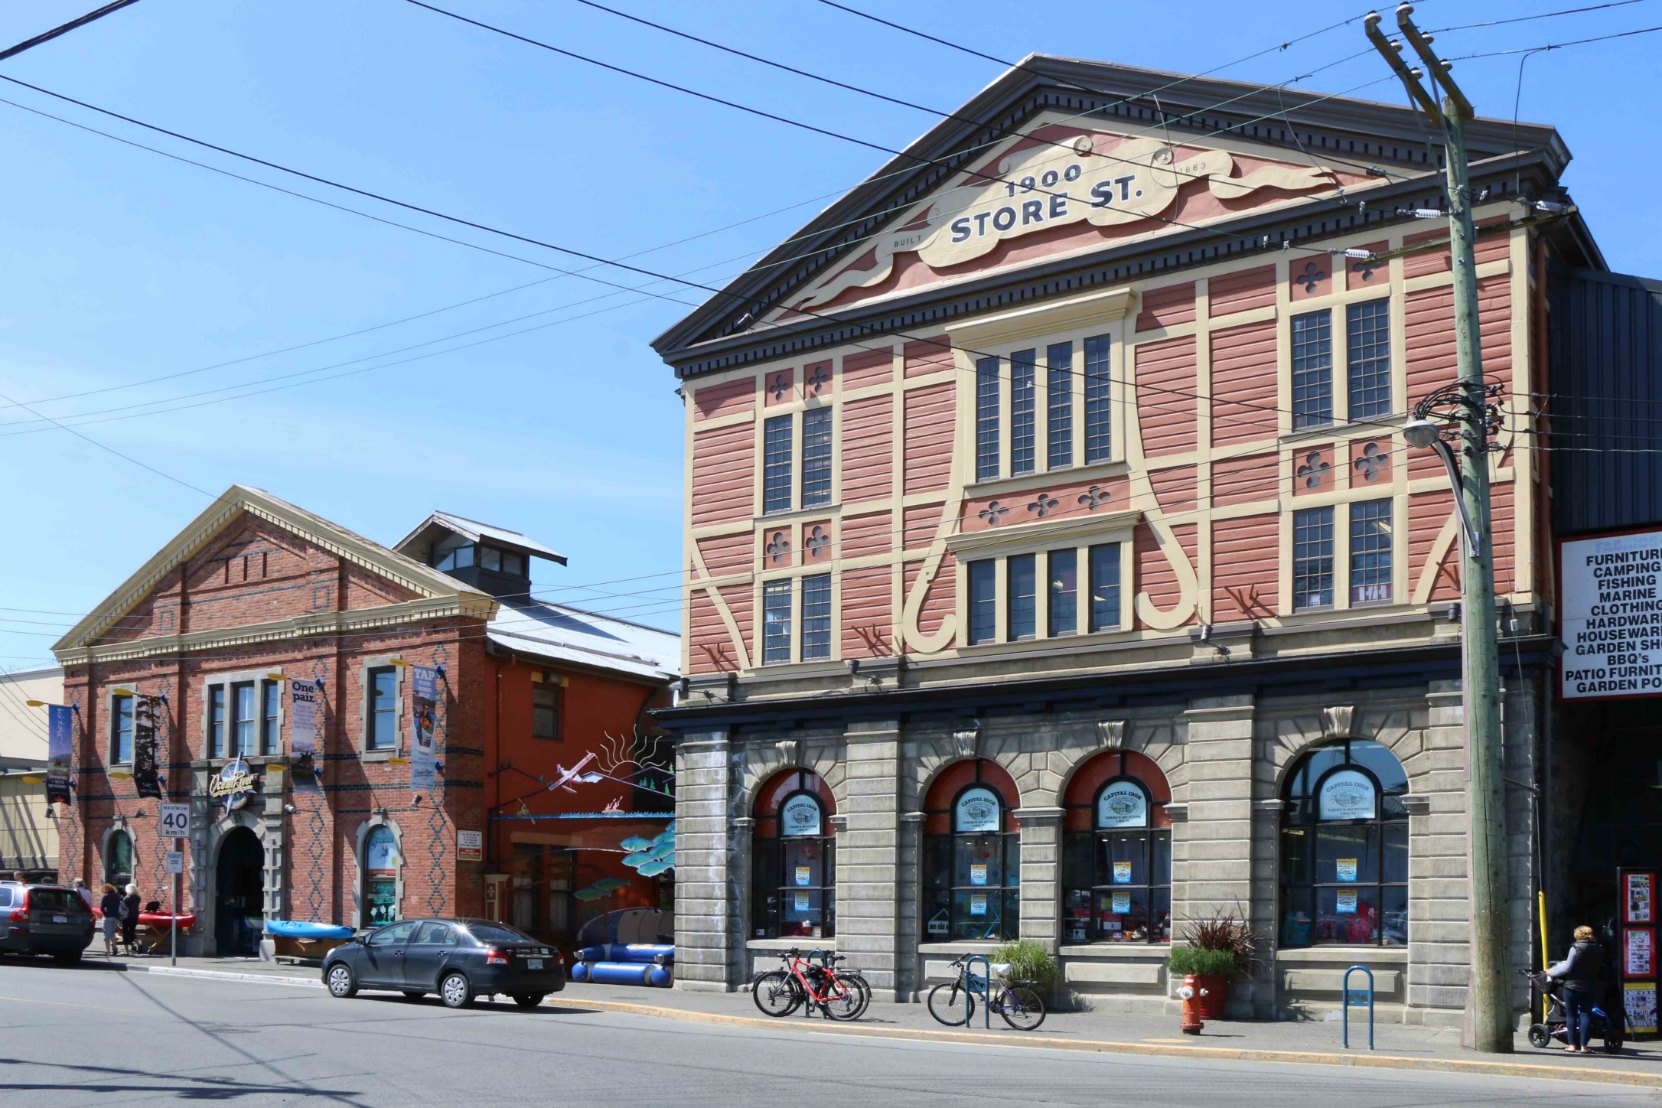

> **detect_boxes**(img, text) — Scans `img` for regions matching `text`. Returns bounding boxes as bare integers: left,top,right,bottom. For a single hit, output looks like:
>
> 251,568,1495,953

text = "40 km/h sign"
159,802,190,841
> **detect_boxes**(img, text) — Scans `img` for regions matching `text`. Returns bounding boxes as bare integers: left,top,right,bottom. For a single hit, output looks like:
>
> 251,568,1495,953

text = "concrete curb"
132,966,1662,1090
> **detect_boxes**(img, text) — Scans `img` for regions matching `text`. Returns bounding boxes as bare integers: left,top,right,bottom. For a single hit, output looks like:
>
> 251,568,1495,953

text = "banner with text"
289,680,320,791
410,665,438,792
1561,529,1662,699
46,705,73,805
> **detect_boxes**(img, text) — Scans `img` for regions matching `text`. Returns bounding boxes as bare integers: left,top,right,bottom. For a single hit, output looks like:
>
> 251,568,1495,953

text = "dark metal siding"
1549,264,1662,534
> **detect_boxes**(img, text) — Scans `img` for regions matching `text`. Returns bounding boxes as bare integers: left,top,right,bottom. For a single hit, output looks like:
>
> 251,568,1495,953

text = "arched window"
751,769,835,939
1061,750,1172,944
362,824,401,926
923,759,1021,942
1279,739,1408,948
105,828,134,888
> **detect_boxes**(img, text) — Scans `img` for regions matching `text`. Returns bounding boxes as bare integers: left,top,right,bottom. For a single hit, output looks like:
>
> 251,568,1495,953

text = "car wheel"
512,994,545,1009
401,990,426,1000
53,951,82,966
325,963,358,998
440,972,473,1009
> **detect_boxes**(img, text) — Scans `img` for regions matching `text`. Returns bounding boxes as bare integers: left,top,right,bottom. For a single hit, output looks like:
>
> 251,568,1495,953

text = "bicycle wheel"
996,985,1046,1031
840,972,873,1020
927,981,974,1026
823,973,870,1021
751,970,802,1017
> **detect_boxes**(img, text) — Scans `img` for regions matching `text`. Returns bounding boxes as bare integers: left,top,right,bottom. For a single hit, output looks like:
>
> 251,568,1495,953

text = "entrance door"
215,828,264,956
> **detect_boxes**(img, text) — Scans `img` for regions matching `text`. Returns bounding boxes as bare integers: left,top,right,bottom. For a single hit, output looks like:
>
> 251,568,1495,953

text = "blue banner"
409,665,438,792
46,705,72,805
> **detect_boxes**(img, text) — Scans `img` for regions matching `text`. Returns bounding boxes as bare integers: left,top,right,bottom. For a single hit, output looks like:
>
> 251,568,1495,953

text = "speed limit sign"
159,802,190,841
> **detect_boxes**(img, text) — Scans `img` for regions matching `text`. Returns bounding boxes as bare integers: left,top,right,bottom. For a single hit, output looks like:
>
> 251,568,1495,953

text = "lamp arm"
1433,439,1483,558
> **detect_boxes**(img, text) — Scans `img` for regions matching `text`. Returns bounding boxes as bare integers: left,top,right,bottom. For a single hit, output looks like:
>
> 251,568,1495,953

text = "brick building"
51,486,675,955
651,56,1614,1024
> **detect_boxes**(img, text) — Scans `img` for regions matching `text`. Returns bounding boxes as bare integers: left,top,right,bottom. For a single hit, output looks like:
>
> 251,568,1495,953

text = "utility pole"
1365,5,1512,1053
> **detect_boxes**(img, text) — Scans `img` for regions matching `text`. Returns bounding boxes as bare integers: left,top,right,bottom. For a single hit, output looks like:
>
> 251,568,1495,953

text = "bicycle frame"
781,949,856,1015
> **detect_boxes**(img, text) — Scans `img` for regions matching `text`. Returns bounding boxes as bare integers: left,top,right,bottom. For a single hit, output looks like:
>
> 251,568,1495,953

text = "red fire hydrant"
1177,974,1207,1034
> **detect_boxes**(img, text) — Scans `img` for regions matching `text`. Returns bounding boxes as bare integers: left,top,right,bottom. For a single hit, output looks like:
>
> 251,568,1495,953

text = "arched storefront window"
1279,739,1408,948
105,829,134,888
751,769,836,939
363,824,401,926
923,759,1020,942
1061,750,1173,944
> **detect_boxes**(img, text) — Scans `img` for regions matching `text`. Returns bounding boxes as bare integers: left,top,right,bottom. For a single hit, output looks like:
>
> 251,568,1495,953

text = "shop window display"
1061,750,1172,944
922,760,1021,942
751,769,836,939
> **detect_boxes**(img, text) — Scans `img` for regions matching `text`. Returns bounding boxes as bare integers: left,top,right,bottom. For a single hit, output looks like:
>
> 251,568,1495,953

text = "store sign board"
1560,530,1662,699
1318,769,1376,822
781,794,822,837
1096,781,1148,829
208,757,258,812
954,787,1000,833
456,830,482,863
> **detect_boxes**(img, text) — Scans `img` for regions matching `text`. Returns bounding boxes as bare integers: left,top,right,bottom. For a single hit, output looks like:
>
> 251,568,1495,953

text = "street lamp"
1404,418,1482,558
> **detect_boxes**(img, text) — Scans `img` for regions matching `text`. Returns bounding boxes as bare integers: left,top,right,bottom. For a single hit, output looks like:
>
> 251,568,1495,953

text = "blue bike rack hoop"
963,954,992,1029
1342,964,1375,1050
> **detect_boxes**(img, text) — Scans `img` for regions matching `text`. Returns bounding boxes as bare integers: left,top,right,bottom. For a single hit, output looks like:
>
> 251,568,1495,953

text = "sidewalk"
108,952,1662,1089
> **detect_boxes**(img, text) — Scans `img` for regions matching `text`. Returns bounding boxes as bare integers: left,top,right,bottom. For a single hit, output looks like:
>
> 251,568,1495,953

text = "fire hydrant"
1176,974,1208,1034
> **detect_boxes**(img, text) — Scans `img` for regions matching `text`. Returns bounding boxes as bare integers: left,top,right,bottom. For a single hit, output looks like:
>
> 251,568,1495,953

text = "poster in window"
409,665,438,792
794,865,811,888
793,892,810,913
1626,928,1655,978
1318,769,1377,821
1111,892,1131,914
781,793,822,837
1625,983,1659,1035
955,787,1001,833
1112,861,1133,885
1097,780,1148,829
1336,858,1358,883
969,863,988,887
969,893,988,917
1336,891,1359,915
1626,872,1655,924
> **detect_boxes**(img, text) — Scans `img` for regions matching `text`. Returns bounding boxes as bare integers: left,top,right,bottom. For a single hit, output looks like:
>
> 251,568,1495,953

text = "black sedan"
322,918,565,1009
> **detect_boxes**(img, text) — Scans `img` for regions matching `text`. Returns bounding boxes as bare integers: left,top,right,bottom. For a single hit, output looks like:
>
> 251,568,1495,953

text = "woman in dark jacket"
98,884,121,955
120,884,142,953
1547,924,1604,1053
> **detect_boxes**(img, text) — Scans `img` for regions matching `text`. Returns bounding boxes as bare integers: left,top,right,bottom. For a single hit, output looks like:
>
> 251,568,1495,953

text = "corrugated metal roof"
487,598,678,682
394,511,567,565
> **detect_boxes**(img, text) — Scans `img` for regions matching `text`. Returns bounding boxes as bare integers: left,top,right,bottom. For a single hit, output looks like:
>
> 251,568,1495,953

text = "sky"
2,0,1659,671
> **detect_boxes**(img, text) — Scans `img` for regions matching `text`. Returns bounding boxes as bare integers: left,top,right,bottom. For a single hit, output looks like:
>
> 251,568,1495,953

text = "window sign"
1096,780,1148,829
793,892,810,913
1336,858,1358,883
781,794,822,837
794,865,811,888
1111,892,1131,914
969,863,988,887
1335,891,1359,915
969,893,988,917
954,787,1001,833
1318,769,1377,821
365,826,400,877
1112,861,1133,885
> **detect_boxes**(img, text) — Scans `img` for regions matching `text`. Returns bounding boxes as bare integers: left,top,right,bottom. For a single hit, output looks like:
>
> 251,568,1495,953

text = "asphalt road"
0,959,1646,1106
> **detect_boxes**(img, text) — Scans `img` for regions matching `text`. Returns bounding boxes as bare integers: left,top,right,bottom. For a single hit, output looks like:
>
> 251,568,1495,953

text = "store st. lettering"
950,193,1073,244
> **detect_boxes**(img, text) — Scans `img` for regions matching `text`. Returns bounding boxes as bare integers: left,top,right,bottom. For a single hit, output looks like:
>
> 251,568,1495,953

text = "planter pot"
1194,974,1229,1020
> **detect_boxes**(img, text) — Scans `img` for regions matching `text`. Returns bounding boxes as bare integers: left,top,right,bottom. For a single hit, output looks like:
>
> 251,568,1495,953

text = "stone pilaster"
673,729,739,991
1405,680,1471,1024
836,721,903,998
1014,806,1063,954
1179,695,1257,1014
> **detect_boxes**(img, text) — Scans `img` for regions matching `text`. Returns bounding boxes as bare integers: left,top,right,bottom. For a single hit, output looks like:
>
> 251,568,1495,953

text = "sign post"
159,802,190,967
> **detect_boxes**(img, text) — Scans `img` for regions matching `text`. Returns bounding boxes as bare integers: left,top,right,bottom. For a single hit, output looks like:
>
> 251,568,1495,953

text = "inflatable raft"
569,910,674,988
267,920,355,941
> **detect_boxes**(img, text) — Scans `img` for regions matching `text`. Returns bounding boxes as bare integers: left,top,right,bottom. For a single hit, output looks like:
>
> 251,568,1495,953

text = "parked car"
0,882,95,963
322,918,564,1009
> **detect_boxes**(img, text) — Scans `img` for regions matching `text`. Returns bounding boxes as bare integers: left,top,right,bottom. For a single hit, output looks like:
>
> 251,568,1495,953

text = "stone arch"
1263,700,1427,798
202,807,263,955
736,737,845,816
1041,719,1191,810
351,813,405,929
99,819,137,889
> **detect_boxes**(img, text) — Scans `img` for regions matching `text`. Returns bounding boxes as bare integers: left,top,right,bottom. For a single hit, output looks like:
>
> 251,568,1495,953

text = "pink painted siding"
693,376,755,421
1408,490,1461,604
843,347,894,389
842,394,893,502
1150,466,1198,515
904,338,953,378
1213,451,1277,507
903,382,955,494
840,565,893,657
1212,513,1279,620
842,511,892,560
1136,282,1196,332
1210,320,1278,446
1136,336,1198,458
696,533,752,579
1209,265,1275,317
1133,523,1194,630
691,422,754,526
687,590,729,674
903,502,946,553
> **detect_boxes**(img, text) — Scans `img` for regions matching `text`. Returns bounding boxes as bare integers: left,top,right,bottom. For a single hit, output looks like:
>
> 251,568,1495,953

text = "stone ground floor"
669,660,1555,1027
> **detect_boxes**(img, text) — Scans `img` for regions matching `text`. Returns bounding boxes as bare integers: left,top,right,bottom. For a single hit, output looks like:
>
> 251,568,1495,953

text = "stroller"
1521,969,1623,1053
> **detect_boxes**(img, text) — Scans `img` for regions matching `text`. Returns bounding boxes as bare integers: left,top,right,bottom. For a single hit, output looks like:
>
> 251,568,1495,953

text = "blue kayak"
268,920,355,941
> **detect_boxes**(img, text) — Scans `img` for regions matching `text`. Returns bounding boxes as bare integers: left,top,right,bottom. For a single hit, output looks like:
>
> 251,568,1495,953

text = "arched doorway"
215,827,264,956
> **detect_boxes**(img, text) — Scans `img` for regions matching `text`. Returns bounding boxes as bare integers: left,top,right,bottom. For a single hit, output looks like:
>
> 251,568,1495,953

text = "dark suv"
0,882,95,963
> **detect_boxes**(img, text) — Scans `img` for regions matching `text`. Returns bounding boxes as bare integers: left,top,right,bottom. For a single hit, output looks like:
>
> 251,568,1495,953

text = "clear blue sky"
2,0,1657,669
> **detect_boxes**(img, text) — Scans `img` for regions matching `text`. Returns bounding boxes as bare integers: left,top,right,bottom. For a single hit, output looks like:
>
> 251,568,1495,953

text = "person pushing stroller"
1545,925,1606,1054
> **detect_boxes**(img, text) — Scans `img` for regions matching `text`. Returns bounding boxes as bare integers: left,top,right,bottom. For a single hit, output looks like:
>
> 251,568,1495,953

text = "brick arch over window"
1061,750,1172,832
753,767,836,833
921,758,1021,942
751,768,836,939
922,758,1021,835
1061,750,1173,944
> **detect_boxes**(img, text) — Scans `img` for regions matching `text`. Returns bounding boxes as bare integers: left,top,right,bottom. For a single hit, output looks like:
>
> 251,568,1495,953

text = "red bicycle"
751,948,869,1020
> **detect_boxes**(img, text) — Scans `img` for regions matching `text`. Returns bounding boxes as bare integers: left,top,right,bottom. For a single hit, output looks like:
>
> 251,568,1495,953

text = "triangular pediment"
54,485,495,659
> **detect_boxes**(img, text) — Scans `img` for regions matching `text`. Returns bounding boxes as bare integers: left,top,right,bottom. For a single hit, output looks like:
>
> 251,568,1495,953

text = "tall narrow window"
1088,542,1122,632
751,770,836,940
763,415,793,513
532,683,562,740
801,573,832,662
1009,349,1036,476
232,680,255,758
1347,299,1391,420
975,356,1000,480
1007,554,1037,641
368,666,398,751
260,679,281,755
762,579,792,664
1048,549,1078,637
1293,506,1336,610
111,695,134,764
800,407,833,508
1350,499,1393,605
968,560,997,646
1291,311,1334,429
1047,342,1073,470
1084,335,1112,463
922,760,1021,942
208,685,226,759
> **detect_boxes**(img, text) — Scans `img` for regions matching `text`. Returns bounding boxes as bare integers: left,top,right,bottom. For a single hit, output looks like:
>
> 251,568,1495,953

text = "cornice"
946,508,1141,557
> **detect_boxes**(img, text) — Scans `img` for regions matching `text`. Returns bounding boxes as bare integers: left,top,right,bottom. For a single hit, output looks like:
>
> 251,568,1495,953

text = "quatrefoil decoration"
765,531,790,564
1351,257,1378,283
1353,442,1388,482
1297,451,1331,489
978,501,1010,526
804,525,830,558
806,365,831,394
1296,261,1327,294
1027,492,1059,518
769,373,791,401
1077,485,1113,511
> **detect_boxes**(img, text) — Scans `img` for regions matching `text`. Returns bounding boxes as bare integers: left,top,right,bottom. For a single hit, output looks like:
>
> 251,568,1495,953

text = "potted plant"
993,939,1059,1001
1165,910,1256,1019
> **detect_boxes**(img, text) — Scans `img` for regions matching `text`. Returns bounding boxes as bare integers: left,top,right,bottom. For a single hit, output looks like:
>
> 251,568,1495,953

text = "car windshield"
466,923,537,945
30,889,80,912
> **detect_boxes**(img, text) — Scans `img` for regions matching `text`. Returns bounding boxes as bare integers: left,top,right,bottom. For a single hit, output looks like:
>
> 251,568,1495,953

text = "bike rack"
963,954,992,1029
1342,964,1375,1050
801,948,830,1019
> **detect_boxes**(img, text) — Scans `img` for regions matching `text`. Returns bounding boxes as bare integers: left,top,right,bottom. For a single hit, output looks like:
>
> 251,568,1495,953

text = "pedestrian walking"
1547,924,1604,1054
11,871,24,884
98,884,121,955
121,883,141,953
73,878,92,910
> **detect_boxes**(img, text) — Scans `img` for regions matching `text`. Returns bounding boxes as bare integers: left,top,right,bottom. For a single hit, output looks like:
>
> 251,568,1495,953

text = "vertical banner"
409,665,438,792
289,681,320,791
46,705,73,806
132,696,161,800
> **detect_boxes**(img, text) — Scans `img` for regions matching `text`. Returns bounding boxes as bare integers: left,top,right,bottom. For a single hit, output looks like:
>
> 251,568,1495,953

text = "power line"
0,0,143,62
1447,21,1662,59
1430,0,1654,34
